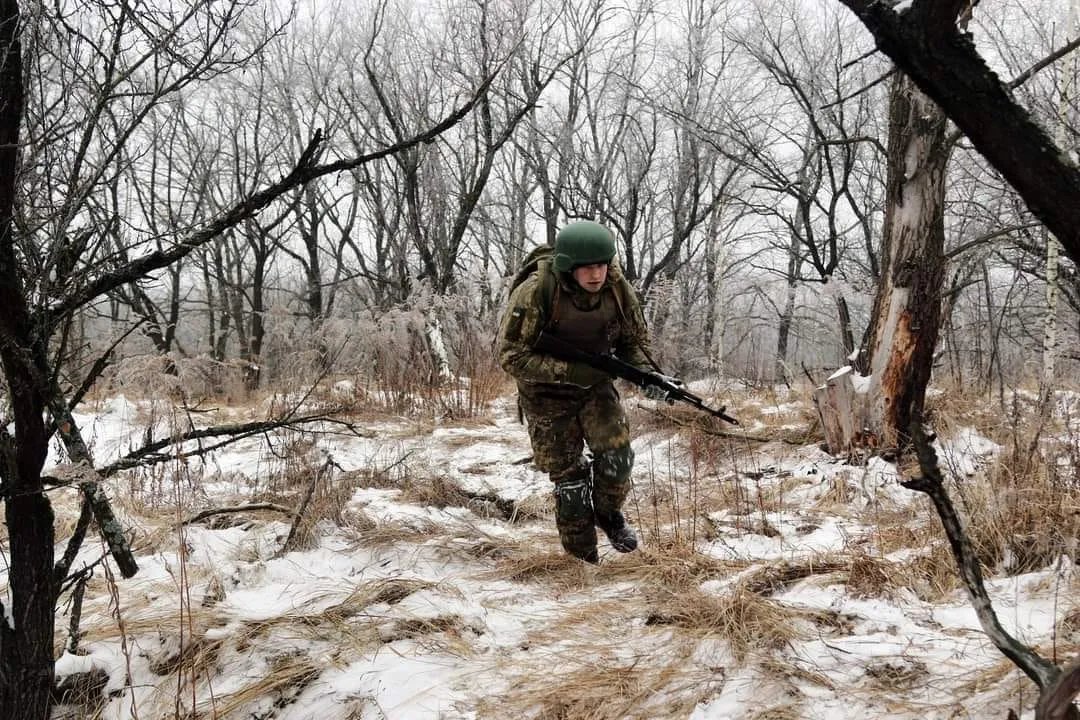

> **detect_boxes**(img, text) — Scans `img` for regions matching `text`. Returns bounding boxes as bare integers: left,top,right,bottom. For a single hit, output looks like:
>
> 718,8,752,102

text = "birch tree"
1039,0,1079,409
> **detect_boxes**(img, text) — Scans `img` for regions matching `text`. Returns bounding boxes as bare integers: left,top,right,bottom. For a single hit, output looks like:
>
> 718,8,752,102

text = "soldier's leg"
581,382,637,553
550,458,597,563
519,388,597,562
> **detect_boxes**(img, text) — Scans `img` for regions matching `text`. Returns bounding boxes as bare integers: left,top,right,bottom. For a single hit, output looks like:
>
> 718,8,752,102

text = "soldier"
498,220,655,563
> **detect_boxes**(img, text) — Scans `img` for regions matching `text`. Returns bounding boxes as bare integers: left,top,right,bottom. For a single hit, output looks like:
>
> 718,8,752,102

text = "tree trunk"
817,74,949,452
776,279,796,385
775,228,801,385
1041,0,1076,409
862,75,949,448
0,3,57,715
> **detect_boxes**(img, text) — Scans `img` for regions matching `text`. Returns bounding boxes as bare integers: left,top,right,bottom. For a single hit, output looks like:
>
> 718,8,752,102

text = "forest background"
3,0,1080,717
53,0,1073,395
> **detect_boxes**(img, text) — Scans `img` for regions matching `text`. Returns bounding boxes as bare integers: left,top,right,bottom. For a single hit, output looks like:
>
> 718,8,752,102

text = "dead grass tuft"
892,542,962,601
480,638,724,720
604,541,745,591
511,492,554,522
207,652,324,717
864,658,930,690
958,458,1080,575
400,475,473,508
759,655,835,691
846,553,904,599
380,614,467,644
348,517,441,548
747,704,803,720
864,508,930,555
643,585,806,662
481,548,587,584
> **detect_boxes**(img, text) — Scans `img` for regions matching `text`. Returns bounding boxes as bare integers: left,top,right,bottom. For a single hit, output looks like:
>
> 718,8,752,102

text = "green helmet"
553,221,615,272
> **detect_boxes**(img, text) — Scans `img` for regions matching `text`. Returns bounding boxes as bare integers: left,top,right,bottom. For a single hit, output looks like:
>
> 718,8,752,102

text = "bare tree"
817,2,1077,453
835,0,1080,254
0,1,496,716
730,1,886,384
831,0,1080,713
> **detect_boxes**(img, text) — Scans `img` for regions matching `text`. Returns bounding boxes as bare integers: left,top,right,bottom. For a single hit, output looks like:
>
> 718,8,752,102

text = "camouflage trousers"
518,380,635,560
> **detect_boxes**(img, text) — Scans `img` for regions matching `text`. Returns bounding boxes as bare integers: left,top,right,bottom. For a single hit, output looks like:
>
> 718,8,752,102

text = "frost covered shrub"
250,285,503,417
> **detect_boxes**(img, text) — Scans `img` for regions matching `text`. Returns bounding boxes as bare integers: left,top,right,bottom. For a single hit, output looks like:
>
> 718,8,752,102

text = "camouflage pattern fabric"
498,257,650,560
498,259,653,385
517,380,634,560
591,445,634,516
553,460,597,562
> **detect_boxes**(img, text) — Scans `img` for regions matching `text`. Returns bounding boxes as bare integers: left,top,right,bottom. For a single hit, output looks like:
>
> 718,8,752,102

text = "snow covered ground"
30,386,1079,719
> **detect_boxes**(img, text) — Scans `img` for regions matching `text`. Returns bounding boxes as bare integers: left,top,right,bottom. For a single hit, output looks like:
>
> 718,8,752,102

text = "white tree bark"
816,74,949,454
1040,0,1078,409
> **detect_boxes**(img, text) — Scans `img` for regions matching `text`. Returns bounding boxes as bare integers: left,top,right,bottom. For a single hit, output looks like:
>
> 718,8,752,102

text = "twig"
281,456,336,554
54,493,93,589
66,572,89,655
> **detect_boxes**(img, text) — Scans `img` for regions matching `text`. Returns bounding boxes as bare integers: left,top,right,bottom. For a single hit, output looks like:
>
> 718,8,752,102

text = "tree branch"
94,412,365,478
837,0,1080,280
180,502,295,527
48,65,503,321
1037,659,1080,720
904,424,1060,690
53,493,92,589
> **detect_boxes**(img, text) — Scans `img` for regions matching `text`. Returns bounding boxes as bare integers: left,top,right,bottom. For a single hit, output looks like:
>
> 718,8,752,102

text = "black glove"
643,373,684,401
565,362,611,388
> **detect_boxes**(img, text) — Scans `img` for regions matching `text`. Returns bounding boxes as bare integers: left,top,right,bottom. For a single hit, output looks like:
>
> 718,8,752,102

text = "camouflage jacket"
498,260,653,386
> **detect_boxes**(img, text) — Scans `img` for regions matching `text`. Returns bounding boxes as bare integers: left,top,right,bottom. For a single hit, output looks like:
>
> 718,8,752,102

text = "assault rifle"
535,331,739,425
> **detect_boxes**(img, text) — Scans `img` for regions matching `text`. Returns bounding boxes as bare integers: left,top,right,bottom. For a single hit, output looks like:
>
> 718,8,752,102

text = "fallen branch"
907,423,1080,719
281,456,339,554
180,502,295,527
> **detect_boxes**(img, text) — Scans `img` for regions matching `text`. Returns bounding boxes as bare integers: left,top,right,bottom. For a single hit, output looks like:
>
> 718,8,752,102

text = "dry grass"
845,552,905,599
346,517,442,547
484,659,721,720
204,652,325,718
892,542,964,601
862,506,931,555
864,657,930,690
916,393,1080,577
603,541,746,591
379,614,473,652
956,457,1080,575
758,655,835,691
399,475,475,509
746,705,803,720
480,620,723,720
739,558,847,596
481,548,591,584
643,585,808,662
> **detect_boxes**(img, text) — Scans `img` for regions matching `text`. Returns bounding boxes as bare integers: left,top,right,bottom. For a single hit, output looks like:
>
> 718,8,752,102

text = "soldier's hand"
643,373,684,401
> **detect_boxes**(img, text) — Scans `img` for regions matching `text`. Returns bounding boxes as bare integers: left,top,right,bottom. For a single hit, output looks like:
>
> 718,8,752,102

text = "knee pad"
592,446,634,483
554,476,593,524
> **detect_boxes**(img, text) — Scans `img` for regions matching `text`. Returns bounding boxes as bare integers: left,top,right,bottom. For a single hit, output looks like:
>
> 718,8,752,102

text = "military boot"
554,476,598,563
595,510,638,553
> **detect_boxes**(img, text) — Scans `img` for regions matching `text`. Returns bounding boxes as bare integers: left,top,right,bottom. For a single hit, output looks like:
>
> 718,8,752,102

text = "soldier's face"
572,263,608,293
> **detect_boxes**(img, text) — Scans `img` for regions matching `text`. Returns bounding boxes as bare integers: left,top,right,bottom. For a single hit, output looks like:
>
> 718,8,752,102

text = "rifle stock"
535,331,738,425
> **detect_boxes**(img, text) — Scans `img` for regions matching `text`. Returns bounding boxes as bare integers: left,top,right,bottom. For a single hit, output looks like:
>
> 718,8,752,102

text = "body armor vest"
549,287,621,355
